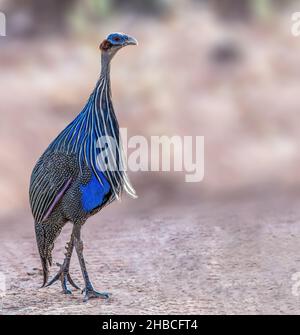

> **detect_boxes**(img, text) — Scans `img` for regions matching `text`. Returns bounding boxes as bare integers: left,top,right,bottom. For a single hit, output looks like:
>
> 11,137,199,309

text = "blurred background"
1,0,300,218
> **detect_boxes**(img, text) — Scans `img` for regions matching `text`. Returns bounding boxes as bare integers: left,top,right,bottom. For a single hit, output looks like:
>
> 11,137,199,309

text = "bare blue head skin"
106,32,138,48
100,32,138,76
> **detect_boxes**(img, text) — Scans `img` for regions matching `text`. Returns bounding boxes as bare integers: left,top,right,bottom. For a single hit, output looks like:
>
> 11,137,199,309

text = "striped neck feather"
49,74,136,200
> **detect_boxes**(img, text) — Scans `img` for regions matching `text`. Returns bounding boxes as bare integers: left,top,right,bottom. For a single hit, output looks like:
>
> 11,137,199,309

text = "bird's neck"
92,53,118,130
100,53,111,79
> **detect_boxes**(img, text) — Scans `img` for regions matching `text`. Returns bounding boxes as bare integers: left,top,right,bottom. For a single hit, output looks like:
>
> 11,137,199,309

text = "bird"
29,32,138,301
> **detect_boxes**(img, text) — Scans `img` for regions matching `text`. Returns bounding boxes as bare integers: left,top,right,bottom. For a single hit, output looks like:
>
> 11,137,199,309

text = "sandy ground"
1,191,300,315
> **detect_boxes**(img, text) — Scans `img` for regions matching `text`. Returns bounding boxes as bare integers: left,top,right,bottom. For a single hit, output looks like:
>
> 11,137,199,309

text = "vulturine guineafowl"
29,33,138,301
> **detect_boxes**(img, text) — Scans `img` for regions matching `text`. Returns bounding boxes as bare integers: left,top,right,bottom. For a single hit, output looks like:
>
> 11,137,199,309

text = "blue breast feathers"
80,171,111,213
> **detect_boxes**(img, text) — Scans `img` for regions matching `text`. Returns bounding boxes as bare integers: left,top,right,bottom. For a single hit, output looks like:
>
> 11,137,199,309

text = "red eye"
113,37,120,41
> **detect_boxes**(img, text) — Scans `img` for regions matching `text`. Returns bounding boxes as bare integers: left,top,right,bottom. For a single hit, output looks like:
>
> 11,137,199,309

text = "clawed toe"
67,273,81,290
82,288,111,302
45,262,80,293
63,287,72,295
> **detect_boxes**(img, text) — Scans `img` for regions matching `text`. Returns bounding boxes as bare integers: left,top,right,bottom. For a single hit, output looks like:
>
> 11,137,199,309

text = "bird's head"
100,32,138,60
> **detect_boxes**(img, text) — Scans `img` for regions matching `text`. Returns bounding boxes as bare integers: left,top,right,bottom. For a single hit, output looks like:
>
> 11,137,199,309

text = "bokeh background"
3,0,300,315
1,0,300,217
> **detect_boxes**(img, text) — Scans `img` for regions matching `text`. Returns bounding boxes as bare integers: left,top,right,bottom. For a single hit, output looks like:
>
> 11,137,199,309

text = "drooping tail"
34,222,62,287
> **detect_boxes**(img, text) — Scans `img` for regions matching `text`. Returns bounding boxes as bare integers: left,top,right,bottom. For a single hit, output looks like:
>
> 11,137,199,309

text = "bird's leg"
45,233,80,294
73,224,111,302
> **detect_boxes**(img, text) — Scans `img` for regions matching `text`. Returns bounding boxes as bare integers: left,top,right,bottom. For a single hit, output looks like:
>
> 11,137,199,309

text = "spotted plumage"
29,33,138,301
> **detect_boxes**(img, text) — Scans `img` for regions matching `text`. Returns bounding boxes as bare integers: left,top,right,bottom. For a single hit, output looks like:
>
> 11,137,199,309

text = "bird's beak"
125,36,138,46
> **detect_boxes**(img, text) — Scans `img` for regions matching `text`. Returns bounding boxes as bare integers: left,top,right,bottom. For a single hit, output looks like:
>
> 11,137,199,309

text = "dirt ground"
1,191,300,315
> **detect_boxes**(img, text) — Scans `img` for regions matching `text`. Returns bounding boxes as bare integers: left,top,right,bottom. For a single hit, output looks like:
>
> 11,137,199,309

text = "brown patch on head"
99,39,112,51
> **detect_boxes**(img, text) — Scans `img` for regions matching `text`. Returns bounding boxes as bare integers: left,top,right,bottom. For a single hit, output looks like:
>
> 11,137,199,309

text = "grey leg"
46,234,80,294
73,224,111,302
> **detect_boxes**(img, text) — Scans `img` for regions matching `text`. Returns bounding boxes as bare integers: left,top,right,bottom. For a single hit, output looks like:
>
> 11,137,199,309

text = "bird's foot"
45,262,80,294
82,286,111,302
